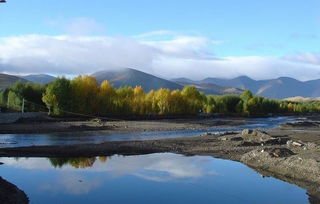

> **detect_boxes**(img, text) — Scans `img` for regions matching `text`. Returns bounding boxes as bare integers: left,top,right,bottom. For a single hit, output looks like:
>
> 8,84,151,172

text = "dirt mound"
241,129,274,142
264,148,295,157
219,129,288,146
241,149,320,185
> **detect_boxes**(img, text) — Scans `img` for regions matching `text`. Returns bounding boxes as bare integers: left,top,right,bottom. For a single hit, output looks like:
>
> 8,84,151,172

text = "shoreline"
0,117,250,134
0,177,29,204
1,116,320,202
1,127,320,202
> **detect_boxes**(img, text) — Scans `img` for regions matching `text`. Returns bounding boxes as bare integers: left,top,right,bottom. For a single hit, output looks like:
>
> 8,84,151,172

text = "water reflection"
49,157,108,169
41,173,102,195
1,154,213,181
0,153,309,204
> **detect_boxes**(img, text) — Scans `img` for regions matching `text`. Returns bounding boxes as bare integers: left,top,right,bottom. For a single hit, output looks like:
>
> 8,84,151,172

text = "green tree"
42,77,72,115
181,86,204,114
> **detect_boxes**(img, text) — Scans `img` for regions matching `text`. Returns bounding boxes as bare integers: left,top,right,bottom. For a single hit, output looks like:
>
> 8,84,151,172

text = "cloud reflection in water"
0,153,216,195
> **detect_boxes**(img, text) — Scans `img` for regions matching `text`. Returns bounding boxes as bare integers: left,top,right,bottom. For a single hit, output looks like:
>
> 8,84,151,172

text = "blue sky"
0,0,319,80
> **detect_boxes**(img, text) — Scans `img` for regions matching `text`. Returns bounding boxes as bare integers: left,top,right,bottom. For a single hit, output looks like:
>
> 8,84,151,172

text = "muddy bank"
0,117,248,134
0,177,29,204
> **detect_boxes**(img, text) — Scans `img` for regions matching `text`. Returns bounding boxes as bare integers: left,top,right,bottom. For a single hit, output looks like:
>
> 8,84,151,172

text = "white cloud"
0,35,156,74
143,36,218,60
152,56,320,81
282,52,320,65
0,32,319,80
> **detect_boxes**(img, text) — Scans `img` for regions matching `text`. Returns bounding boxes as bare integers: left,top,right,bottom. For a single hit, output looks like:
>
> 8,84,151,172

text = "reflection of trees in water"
98,156,108,163
69,157,97,169
48,156,109,169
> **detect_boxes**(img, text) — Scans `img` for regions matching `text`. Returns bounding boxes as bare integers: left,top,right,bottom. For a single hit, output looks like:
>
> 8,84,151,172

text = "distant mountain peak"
0,73,28,89
91,68,182,92
21,74,56,84
172,75,320,99
234,75,255,81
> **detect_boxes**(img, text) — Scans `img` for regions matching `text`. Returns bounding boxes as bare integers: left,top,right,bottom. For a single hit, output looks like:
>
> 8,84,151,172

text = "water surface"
0,153,308,204
0,117,296,148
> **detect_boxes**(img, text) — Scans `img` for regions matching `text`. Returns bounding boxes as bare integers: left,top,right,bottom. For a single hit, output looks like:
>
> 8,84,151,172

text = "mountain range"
173,76,320,99
0,73,56,89
1,68,320,99
91,68,241,95
91,68,182,92
21,74,56,84
0,73,28,89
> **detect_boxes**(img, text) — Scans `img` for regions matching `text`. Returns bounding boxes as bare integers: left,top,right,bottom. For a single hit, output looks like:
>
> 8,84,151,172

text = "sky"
0,0,320,80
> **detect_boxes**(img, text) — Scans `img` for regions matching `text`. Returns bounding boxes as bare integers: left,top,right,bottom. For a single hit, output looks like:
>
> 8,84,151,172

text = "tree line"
1,75,320,116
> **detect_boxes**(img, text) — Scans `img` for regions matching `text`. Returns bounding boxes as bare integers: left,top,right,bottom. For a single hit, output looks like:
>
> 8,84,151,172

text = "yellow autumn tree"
71,75,99,114
169,90,184,114
132,86,146,115
145,90,157,114
99,80,116,115
155,88,171,114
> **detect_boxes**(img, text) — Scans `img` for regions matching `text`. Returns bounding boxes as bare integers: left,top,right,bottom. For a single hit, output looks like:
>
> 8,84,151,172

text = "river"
0,116,297,148
0,153,308,204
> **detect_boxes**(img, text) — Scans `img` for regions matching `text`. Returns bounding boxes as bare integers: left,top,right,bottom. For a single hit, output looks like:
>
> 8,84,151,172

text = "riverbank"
0,177,29,204
1,116,320,202
0,117,249,134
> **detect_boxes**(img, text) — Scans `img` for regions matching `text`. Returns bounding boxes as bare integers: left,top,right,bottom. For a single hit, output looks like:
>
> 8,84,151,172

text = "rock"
241,129,252,135
241,141,261,146
286,140,293,146
265,148,295,158
218,137,227,141
292,141,303,147
306,142,319,150
240,129,278,144
264,138,288,145
230,137,243,141
0,162,3,165
287,140,318,149
253,130,268,137
91,118,102,124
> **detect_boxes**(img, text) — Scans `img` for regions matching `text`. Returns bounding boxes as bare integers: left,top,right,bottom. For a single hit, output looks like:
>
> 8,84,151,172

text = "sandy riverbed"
0,117,248,134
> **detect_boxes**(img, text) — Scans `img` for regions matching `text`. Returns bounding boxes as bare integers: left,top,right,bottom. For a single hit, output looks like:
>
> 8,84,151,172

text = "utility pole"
21,98,25,114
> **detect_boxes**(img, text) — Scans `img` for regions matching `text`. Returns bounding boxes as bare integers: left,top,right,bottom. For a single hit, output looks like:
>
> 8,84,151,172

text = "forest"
1,75,320,117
